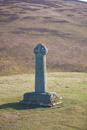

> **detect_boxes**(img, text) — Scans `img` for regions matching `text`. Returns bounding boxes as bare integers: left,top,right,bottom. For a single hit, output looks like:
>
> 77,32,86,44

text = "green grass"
0,72,87,130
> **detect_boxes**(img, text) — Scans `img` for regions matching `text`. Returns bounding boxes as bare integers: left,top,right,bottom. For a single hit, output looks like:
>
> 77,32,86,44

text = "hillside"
0,0,87,75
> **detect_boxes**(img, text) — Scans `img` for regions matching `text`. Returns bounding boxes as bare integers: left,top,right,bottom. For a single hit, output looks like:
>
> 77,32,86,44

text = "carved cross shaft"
34,44,48,93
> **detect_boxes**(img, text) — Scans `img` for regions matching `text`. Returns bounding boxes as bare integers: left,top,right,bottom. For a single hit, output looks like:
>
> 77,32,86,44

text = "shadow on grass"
0,102,50,110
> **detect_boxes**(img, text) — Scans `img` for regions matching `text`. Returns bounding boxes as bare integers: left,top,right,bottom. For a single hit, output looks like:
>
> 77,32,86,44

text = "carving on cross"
34,44,48,55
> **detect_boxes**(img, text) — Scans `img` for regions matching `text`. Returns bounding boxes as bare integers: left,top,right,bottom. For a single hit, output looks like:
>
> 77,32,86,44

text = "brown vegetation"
0,0,87,75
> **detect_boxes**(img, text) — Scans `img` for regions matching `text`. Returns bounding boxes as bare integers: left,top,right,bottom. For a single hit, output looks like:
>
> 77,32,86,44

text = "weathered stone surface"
20,43,62,106
20,92,62,106
34,44,48,93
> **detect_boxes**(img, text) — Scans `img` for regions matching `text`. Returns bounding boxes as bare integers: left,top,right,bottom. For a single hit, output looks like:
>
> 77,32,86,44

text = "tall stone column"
20,43,62,106
34,44,48,93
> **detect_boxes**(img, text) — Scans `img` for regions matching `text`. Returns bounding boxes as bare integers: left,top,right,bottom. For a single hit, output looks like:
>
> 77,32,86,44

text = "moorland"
0,0,87,75
0,1,87,129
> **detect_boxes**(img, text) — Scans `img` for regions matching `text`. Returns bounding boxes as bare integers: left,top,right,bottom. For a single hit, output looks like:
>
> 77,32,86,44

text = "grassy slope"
0,72,87,130
0,0,87,75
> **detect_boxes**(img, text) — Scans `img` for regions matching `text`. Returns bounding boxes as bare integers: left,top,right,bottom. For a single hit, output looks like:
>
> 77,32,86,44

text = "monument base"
20,92,62,106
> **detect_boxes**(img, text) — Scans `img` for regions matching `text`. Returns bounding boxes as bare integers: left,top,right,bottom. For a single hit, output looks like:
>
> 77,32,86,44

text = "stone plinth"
20,92,62,106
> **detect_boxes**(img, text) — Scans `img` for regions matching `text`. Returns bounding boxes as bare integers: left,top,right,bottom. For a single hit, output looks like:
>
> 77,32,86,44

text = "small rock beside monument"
20,44,62,106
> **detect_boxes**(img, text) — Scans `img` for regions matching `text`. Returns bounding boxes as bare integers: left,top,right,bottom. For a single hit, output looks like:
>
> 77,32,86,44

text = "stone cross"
34,44,48,93
20,43,62,106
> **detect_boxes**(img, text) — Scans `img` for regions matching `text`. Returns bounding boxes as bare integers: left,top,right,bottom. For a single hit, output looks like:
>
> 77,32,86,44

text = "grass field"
0,72,87,130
